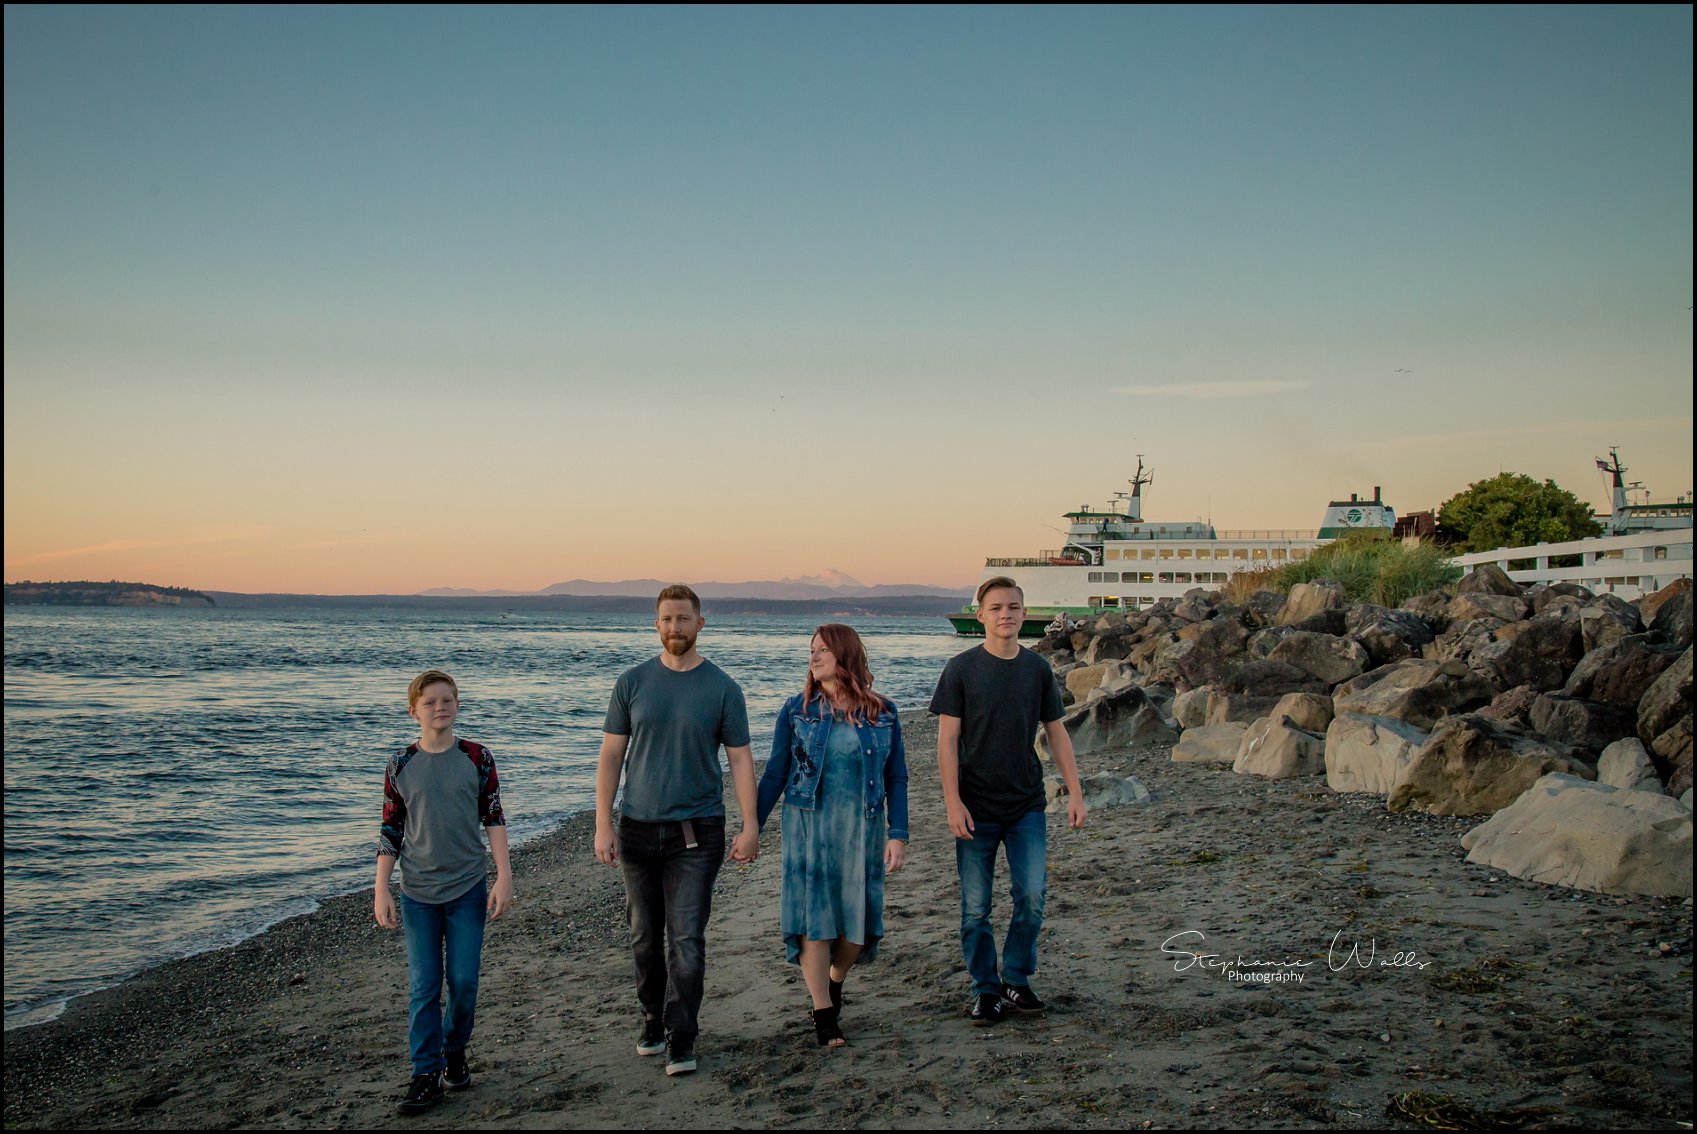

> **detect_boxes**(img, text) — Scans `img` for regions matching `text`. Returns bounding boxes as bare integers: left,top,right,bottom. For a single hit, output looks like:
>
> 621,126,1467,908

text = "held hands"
946,799,975,840
729,827,760,864
374,887,398,929
884,838,907,873
594,825,618,866
487,875,513,920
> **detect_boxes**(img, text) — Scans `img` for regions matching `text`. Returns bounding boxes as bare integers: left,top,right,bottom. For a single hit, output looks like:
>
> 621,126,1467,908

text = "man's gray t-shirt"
604,657,751,822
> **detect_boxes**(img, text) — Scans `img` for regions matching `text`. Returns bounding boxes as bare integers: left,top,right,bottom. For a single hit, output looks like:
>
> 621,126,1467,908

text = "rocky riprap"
1037,572,1694,897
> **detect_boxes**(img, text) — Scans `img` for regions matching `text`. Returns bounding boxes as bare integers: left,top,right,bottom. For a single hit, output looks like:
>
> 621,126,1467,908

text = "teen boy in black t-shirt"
929,576,1086,1025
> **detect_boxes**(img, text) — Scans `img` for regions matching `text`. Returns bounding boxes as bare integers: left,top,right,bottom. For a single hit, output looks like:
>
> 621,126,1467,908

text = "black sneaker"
968,993,1005,1026
396,1071,445,1114
636,1018,667,1057
444,1050,471,1090
1002,983,1047,1012
665,1033,697,1076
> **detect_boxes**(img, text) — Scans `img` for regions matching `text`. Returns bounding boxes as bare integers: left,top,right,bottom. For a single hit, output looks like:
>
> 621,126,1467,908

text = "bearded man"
593,584,758,1077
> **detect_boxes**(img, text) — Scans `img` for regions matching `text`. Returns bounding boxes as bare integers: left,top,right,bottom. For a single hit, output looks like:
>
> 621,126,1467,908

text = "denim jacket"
756,692,909,841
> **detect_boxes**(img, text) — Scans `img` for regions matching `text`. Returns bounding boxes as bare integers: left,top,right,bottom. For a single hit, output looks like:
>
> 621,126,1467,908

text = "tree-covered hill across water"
4,581,216,606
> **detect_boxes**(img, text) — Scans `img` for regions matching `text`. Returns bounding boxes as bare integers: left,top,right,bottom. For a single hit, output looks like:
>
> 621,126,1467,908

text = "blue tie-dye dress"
780,713,886,964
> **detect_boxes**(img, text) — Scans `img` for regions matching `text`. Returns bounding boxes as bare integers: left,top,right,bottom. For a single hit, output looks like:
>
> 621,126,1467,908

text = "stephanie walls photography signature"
1160,930,1433,984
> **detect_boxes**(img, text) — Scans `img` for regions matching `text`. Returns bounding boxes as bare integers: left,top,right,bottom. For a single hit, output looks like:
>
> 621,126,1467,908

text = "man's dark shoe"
665,1033,697,1076
397,1072,445,1114
1002,983,1047,1012
444,1050,472,1090
636,1018,667,1057
968,993,1005,1026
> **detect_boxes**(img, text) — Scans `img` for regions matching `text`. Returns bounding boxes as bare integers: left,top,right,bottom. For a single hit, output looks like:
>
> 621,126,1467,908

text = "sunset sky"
5,5,1691,594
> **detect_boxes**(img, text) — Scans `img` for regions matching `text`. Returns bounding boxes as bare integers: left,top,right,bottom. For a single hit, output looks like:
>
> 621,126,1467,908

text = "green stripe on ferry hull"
947,614,1052,638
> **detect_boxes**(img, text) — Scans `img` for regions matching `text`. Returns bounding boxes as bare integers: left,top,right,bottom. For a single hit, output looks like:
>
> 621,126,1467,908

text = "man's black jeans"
618,815,724,1038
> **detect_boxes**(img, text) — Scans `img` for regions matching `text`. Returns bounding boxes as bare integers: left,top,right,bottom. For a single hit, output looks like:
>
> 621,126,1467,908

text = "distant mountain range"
419,571,970,600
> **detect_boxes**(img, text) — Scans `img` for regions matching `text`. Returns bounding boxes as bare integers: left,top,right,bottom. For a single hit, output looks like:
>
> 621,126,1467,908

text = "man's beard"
663,632,697,656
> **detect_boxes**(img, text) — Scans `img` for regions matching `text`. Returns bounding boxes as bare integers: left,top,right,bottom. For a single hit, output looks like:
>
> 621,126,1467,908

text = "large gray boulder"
1424,617,1504,664
1241,590,1287,628
1277,581,1346,627
1064,661,1129,703
1172,722,1249,763
1400,589,1453,631
1233,716,1328,778
1579,595,1643,652
1332,659,1493,730
1533,582,1594,612
1528,694,1637,753
1155,617,1251,690
1345,604,1436,667
1460,774,1693,898
1046,772,1150,813
1172,685,1213,729
1388,714,1594,816
1641,578,1692,626
1598,737,1663,793
1265,691,1334,733
1042,683,1177,758
1651,716,1692,798
1467,615,1584,693
1269,632,1370,687
1476,684,1541,730
1456,564,1522,596
1648,583,1693,649
1204,690,1282,725
1636,647,1693,745
1171,588,1222,624
1081,633,1132,665
1325,713,1429,796
1218,659,1329,698
1245,625,1300,659
1564,635,1683,708
1448,591,1530,624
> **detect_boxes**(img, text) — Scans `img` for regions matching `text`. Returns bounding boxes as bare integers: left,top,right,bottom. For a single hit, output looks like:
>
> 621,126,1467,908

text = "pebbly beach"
4,708,1691,1130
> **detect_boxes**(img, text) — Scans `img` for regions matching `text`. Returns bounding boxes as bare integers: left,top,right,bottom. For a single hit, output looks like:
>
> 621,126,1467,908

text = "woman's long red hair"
803,623,884,724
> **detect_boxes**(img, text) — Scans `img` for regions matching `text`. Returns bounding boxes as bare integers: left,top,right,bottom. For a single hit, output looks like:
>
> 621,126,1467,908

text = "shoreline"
5,712,1692,1129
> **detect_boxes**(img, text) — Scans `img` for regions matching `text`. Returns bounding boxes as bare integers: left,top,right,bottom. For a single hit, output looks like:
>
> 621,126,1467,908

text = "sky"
4,5,1692,594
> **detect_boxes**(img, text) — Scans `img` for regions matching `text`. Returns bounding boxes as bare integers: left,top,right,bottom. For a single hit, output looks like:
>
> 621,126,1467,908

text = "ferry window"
1177,548,1193,559
1088,572,1102,583
1158,572,1173,584
1141,549,1157,560
1108,548,1124,561
1104,596,1120,608
1159,548,1174,559
1174,572,1192,584
1232,548,1249,560
1291,548,1307,560
1655,546,1668,560
1214,548,1230,559
1140,572,1155,583
1252,548,1268,560
1088,596,1103,607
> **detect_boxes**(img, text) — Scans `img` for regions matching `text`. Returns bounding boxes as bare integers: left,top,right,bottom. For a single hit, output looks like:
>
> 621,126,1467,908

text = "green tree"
1436,473,1602,553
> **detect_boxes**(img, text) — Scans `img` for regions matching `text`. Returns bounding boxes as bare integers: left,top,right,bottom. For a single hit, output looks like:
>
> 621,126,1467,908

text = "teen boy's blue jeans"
618,815,724,1038
956,808,1047,997
400,878,487,1076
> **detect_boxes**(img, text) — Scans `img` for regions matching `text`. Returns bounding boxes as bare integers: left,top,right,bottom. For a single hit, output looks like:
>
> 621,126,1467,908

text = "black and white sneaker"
1002,983,1046,1012
396,1071,445,1115
665,1033,697,1076
444,1050,472,1090
636,1018,667,1057
968,993,1005,1026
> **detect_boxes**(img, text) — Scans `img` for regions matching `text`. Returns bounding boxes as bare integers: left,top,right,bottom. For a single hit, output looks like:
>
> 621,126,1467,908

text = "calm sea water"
2,605,965,1028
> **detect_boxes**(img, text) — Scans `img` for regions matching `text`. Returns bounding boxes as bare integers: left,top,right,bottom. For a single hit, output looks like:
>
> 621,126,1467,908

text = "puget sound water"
2,604,966,1028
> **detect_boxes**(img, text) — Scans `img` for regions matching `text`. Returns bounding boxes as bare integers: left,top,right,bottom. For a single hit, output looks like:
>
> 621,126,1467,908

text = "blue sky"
5,5,1691,592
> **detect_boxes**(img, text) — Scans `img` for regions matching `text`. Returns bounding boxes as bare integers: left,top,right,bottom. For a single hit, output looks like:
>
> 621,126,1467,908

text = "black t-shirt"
928,645,1065,824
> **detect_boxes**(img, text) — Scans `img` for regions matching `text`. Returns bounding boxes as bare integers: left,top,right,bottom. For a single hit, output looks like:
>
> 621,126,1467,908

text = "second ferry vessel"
949,458,1395,636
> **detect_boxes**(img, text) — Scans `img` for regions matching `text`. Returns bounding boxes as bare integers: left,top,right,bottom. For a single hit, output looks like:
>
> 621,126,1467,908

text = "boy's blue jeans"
400,879,487,1076
956,808,1047,997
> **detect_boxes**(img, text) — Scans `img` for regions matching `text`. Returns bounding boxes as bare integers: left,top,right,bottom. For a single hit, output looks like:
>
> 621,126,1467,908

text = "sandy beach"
5,710,1691,1130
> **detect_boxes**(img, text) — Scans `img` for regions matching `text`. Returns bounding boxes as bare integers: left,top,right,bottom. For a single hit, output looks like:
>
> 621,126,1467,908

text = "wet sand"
5,712,1691,1129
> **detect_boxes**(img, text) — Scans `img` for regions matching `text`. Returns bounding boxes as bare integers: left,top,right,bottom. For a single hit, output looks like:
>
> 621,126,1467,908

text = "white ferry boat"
949,459,1395,636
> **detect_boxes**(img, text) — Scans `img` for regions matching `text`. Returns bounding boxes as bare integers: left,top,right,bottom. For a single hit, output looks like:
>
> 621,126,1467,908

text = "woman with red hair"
755,623,909,1047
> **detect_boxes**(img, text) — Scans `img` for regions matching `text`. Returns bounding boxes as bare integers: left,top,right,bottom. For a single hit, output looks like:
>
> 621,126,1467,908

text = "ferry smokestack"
1374,486,1381,503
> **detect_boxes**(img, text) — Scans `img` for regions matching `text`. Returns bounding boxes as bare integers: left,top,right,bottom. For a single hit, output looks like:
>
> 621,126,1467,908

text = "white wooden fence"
1448,529,1693,601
